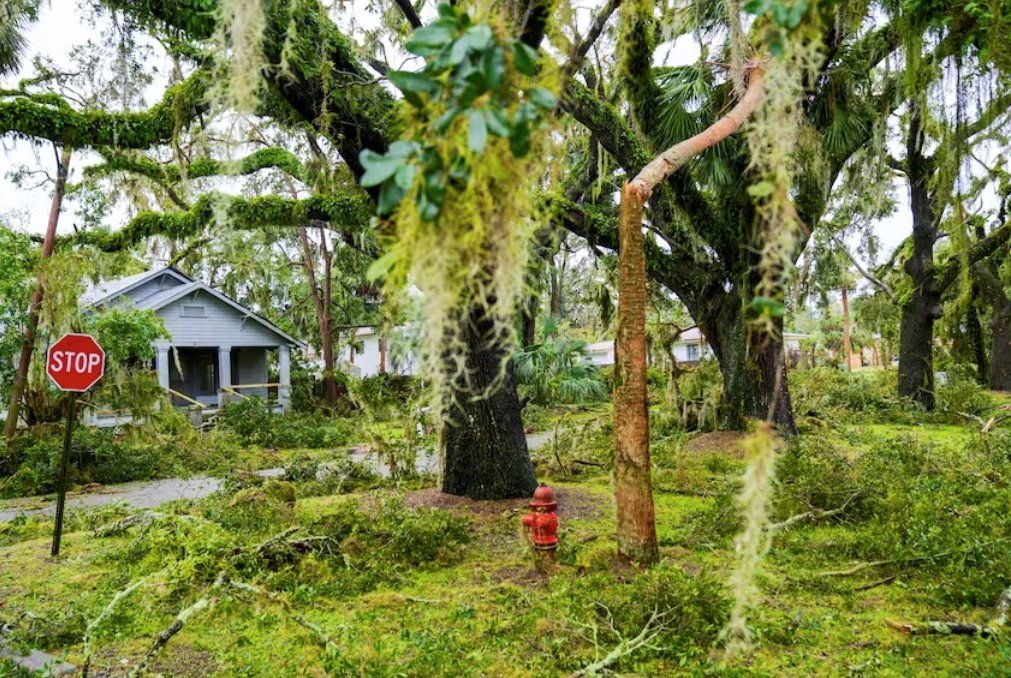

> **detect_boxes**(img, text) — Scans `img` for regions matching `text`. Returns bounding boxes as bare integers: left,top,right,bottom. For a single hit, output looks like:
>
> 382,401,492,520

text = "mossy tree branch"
101,0,396,179
0,71,208,148
85,146,308,186
67,192,371,252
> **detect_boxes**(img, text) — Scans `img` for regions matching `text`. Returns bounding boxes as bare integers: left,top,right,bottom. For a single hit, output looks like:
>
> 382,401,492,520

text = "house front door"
169,348,219,406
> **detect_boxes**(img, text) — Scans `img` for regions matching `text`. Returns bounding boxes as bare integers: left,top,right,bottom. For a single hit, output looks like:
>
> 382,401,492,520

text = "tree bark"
972,261,1011,392
298,225,339,409
991,305,1011,392
608,65,766,564
842,281,854,370
441,304,538,500
613,185,659,564
704,293,797,433
4,146,71,443
897,111,940,410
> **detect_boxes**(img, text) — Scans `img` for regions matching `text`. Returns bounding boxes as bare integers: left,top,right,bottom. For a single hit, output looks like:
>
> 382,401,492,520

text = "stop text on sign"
49,351,103,373
46,333,106,392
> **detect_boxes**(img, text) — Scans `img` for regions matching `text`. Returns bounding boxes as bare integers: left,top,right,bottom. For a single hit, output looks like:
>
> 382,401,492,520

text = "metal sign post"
51,395,76,557
45,332,105,557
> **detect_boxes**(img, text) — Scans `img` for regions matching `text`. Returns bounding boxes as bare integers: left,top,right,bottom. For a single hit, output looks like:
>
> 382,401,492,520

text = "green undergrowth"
0,403,381,500
2,406,1010,675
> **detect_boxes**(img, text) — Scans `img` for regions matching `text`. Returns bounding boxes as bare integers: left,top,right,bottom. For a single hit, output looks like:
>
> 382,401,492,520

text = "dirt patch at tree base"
403,486,604,521
682,431,749,458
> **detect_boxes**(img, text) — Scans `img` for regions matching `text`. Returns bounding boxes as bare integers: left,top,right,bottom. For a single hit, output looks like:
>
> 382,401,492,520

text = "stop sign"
46,333,105,392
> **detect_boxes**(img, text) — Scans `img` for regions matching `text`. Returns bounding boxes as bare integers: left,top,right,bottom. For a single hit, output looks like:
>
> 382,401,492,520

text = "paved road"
0,434,550,523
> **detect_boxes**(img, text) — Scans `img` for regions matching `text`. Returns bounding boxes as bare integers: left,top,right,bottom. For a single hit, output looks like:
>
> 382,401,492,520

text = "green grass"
1,410,1009,676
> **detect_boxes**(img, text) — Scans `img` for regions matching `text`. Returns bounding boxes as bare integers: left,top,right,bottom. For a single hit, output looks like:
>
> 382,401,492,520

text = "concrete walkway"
0,433,551,523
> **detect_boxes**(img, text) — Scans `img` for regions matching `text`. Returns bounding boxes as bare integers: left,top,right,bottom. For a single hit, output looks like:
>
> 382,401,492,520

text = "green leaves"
526,87,557,110
511,42,539,76
467,110,487,153
359,150,403,188
359,3,555,221
743,0,810,55
750,295,787,317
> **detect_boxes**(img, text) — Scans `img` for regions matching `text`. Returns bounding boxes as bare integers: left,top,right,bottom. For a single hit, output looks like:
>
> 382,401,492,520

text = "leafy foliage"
217,397,354,448
359,2,556,221
514,319,607,405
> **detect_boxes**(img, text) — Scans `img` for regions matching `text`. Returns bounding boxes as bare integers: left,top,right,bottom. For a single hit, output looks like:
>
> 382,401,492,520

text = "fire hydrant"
522,484,558,571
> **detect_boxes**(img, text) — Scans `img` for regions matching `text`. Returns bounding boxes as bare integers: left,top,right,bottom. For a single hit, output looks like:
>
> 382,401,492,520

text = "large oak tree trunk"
990,304,1011,392
441,303,538,500
898,291,937,409
613,185,659,564
897,112,939,410
704,293,797,433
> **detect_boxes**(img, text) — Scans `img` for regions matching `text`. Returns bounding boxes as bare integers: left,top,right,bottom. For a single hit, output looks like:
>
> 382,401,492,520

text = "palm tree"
0,0,38,77
514,318,607,405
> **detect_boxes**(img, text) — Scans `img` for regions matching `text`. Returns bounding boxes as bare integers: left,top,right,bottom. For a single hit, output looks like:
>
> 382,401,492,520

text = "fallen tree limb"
768,492,860,532
884,584,1011,639
127,573,226,677
570,608,665,677
886,619,999,638
92,511,208,537
853,575,896,592
82,574,156,677
225,578,339,653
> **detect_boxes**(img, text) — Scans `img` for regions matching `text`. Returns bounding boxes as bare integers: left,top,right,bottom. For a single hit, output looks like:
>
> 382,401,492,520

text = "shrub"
579,566,728,665
218,397,274,444
217,398,356,449
935,366,994,422
514,320,607,406
765,432,1011,606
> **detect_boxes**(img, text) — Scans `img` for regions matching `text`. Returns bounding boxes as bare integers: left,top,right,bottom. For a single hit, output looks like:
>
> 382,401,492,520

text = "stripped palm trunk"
613,67,766,564
4,146,71,443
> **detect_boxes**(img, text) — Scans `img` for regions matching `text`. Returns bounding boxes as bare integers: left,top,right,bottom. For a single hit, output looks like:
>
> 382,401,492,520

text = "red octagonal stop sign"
46,333,105,392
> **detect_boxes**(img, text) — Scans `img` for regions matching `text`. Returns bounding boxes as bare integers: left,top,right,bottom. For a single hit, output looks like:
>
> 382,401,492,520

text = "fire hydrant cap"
529,484,557,511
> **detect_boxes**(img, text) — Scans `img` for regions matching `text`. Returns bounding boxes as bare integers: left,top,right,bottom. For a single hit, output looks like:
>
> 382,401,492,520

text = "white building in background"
584,328,808,368
339,326,419,378
671,328,807,365
586,340,615,366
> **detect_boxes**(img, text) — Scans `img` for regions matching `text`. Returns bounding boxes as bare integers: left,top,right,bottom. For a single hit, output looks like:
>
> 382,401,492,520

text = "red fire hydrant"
522,485,558,570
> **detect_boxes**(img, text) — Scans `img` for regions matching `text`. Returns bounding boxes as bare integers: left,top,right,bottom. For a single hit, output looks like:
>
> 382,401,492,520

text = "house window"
686,343,700,361
180,304,206,318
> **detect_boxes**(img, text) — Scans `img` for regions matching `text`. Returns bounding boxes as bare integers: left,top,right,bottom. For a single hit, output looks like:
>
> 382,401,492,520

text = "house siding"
234,348,268,398
155,294,283,348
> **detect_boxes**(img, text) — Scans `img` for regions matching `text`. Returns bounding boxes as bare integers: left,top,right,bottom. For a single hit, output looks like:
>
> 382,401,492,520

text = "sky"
0,0,916,268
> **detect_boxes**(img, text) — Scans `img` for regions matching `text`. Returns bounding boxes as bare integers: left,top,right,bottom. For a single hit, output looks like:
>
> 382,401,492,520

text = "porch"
155,344,292,410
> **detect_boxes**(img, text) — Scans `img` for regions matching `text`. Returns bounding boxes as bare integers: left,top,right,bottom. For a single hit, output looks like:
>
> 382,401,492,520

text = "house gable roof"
83,266,305,348
80,266,192,307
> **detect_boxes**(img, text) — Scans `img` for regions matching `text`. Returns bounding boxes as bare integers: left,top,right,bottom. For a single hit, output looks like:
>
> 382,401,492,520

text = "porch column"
157,346,171,392
278,344,291,411
218,346,232,407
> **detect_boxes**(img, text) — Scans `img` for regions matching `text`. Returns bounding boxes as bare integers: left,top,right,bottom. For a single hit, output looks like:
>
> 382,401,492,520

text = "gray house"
83,266,303,410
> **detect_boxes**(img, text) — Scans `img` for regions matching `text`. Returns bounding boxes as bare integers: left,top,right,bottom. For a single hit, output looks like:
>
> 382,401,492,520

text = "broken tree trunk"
613,65,766,565
4,146,72,444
